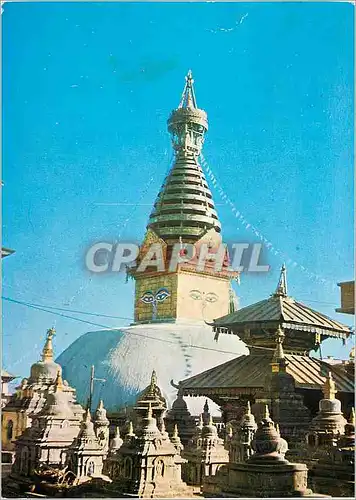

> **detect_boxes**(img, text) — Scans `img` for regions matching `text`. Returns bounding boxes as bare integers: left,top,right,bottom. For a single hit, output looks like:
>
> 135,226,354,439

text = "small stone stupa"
204,405,317,498
93,399,110,456
104,371,193,498
165,381,196,446
309,407,355,496
307,372,347,458
66,409,108,482
11,369,82,478
182,401,228,487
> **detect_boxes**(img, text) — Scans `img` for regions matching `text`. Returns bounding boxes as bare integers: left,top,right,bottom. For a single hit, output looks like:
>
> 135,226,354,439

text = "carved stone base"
203,462,328,498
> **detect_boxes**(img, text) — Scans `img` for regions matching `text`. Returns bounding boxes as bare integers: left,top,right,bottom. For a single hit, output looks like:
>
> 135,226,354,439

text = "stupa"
56,71,248,414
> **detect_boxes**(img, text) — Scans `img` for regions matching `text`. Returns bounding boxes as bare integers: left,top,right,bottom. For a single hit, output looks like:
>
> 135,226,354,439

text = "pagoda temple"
179,265,354,423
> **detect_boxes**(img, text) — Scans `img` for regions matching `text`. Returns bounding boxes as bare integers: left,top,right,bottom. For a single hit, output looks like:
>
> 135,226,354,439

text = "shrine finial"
274,264,288,297
179,70,197,109
323,371,337,400
42,327,56,362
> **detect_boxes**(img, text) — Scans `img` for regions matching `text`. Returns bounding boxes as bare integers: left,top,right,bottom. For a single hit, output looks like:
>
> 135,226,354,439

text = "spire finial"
272,326,287,371
42,327,56,362
115,426,121,438
208,414,213,426
127,421,134,436
178,70,197,109
350,408,355,425
323,371,337,400
263,405,270,420
198,414,204,428
173,423,179,438
84,408,91,422
150,370,157,388
246,401,251,415
204,399,209,413
274,264,288,297
54,369,63,392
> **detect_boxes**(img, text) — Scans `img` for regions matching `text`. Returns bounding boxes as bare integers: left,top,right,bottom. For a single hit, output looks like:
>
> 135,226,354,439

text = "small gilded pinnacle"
54,369,63,392
127,421,134,436
263,405,270,420
246,401,251,415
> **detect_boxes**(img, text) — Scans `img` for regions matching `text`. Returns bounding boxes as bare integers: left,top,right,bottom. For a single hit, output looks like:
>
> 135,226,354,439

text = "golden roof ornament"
271,326,287,372
173,423,179,438
179,69,197,109
246,400,252,415
350,407,355,425
54,369,63,392
322,371,337,400
127,421,134,436
263,405,270,420
42,327,56,362
274,263,288,297
150,370,157,389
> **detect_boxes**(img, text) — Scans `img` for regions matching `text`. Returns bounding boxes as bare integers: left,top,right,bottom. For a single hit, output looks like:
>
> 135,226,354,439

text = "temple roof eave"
212,295,351,340
213,321,351,339
179,354,354,396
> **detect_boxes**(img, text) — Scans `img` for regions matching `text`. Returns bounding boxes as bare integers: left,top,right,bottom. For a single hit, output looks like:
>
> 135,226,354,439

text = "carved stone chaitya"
203,405,318,498
229,401,257,464
165,381,197,446
2,328,83,452
93,399,110,456
11,370,82,478
309,408,355,497
306,372,347,463
66,409,108,482
104,404,192,497
182,402,228,487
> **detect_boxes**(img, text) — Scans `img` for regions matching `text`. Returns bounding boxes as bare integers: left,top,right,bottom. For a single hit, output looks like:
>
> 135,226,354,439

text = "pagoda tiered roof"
213,265,351,353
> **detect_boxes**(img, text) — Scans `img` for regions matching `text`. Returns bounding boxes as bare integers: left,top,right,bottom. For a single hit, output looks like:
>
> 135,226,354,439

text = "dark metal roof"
213,295,351,338
180,353,354,395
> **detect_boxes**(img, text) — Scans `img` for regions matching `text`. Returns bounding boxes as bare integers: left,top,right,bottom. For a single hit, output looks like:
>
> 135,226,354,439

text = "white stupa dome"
56,320,248,416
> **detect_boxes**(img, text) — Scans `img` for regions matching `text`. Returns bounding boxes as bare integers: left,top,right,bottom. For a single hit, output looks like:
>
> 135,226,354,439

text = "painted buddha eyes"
205,292,218,303
140,288,170,304
140,291,155,304
189,290,218,303
189,290,202,301
155,288,170,302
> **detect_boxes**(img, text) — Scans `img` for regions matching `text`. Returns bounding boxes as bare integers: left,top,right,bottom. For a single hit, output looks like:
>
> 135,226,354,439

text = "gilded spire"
274,264,288,297
54,369,63,392
150,370,157,389
127,421,134,436
322,371,337,400
350,407,355,425
179,70,197,109
42,327,55,362
147,72,220,243
246,401,251,415
272,326,287,372
263,405,270,420
173,423,179,438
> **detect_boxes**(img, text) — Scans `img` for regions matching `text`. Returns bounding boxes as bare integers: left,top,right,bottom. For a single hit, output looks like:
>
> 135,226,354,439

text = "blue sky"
2,2,354,380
